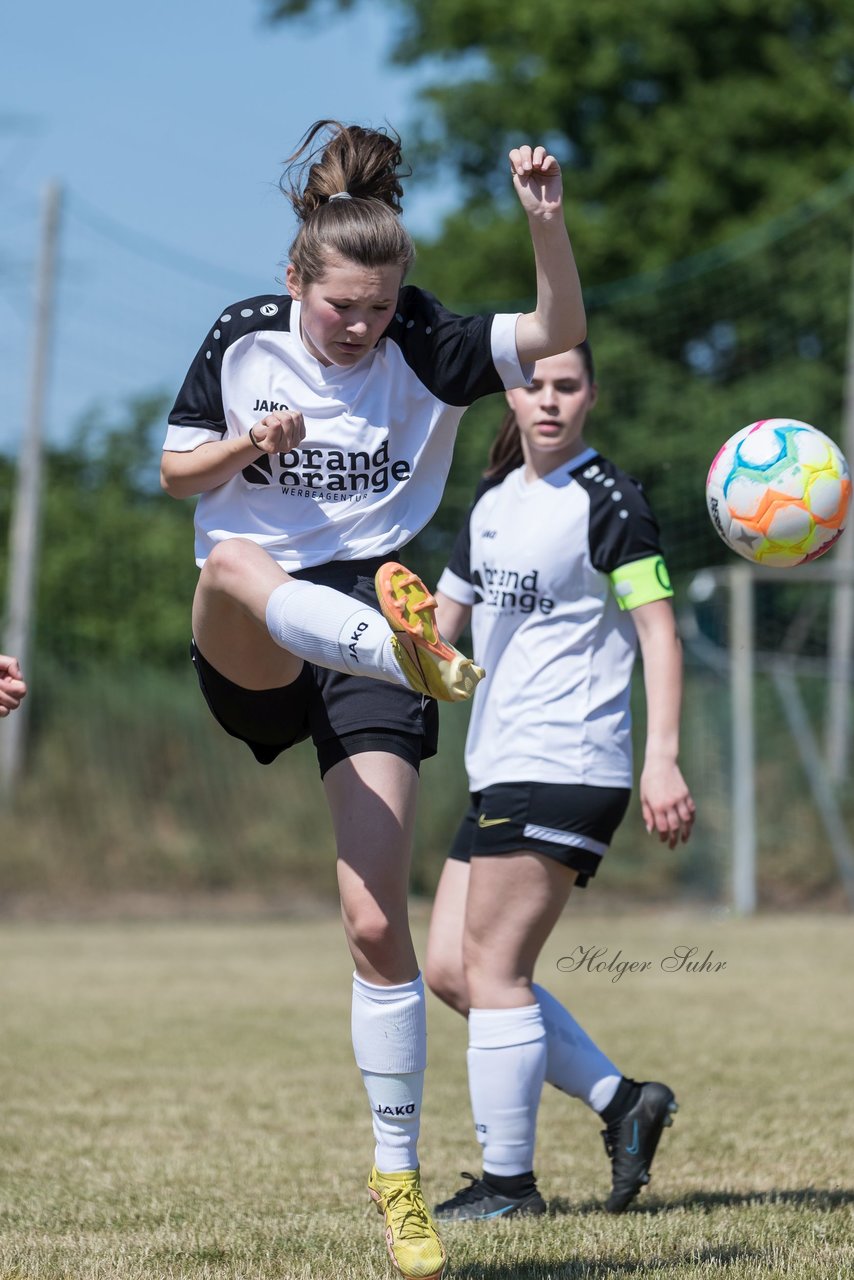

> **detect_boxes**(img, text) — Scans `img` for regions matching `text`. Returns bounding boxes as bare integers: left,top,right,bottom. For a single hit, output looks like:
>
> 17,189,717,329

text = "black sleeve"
445,474,504,583
446,513,473,585
168,315,228,439
388,287,508,407
575,458,665,575
167,295,292,440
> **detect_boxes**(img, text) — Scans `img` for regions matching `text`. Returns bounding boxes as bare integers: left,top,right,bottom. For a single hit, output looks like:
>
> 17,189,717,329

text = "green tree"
29,394,197,670
267,0,853,280
266,0,854,579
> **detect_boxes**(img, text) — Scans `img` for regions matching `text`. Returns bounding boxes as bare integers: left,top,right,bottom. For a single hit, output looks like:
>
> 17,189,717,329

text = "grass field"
1,911,852,1279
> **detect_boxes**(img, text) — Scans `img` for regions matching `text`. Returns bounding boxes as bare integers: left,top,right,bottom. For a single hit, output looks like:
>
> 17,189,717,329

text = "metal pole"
825,222,854,782
0,181,62,796
773,664,854,909
730,564,757,913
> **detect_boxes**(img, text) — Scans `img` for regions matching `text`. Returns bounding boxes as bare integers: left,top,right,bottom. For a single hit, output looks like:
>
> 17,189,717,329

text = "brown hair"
281,120,415,286
484,341,596,479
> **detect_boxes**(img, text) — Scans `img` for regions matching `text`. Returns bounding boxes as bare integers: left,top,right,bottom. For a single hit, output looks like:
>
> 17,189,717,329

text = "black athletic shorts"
191,556,439,779
448,781,631,887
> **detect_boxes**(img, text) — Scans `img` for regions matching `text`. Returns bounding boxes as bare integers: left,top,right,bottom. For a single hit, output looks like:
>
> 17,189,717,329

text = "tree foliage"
266,0,853,276
5,2,853,669
266,0,854,581
1,395,198,672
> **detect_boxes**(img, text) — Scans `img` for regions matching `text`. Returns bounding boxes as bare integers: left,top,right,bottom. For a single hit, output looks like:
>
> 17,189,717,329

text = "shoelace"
443,1171,489,1208
383,1183,435,1239
601,1119,622,1159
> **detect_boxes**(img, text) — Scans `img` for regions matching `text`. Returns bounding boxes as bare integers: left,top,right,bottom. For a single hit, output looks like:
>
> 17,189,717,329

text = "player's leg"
194,540,480,702
424,824,473,1016
424,847,656,1213
192,538,305,688
324,749,420,985
511,783,678,1214
435,849,574,1221
530,984,679,1212
323,749,445,1280
194,538,406,688
492,780,678,1215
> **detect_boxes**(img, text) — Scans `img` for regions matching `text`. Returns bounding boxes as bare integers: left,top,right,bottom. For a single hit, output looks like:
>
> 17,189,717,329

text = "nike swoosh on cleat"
626,1120,640,1155
477,814,511,828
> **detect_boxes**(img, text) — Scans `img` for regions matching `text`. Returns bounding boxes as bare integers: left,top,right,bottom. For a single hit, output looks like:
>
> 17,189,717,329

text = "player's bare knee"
343,901,402,966
202,538,248,586
424,956,467,1013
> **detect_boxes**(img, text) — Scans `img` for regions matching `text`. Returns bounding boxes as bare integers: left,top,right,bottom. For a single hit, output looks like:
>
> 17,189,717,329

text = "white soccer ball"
705,418,851,567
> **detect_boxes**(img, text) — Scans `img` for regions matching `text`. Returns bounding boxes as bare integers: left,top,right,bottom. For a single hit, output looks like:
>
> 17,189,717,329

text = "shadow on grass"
449,1245,765,1279
548,1186,854,1217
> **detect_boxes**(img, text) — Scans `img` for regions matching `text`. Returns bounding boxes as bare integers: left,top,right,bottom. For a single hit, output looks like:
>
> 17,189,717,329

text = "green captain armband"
609,555,673,611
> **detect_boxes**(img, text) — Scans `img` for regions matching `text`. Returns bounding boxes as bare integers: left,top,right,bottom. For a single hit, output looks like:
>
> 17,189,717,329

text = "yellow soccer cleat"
368,1166,447,1280
375,562,484,703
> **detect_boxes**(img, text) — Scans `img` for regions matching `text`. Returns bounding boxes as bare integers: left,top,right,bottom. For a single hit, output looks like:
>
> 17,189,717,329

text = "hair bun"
282,120,409,221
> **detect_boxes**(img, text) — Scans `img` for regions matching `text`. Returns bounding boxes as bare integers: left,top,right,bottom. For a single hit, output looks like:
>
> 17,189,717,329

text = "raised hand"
509,145,563,220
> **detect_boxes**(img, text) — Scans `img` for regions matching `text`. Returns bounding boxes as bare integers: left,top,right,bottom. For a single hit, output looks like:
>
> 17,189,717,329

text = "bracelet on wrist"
248,426,262,450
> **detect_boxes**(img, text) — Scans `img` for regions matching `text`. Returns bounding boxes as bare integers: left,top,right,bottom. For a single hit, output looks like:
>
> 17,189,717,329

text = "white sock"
467,1005,546,1177
265,580,407,684
533,983,621,1112
352,972,427,1173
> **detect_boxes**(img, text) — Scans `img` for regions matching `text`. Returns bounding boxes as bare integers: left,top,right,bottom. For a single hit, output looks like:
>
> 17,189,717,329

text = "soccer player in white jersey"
160,121,586,1279
425,341,696,1223
0,654,26,717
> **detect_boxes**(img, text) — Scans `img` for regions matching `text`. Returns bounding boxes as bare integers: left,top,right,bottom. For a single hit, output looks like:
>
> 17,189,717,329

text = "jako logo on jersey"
374,1103,417,1116
473,567,555,615
260,303,279,317
242,439,411,497
348,620,369,663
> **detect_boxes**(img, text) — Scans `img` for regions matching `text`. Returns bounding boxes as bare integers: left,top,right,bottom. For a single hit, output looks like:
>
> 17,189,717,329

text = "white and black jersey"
437,448,673,792
164,288,530,568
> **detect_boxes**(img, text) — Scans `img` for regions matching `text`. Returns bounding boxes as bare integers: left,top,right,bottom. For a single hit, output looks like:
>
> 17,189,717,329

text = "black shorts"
191,557,439,778
448,781,631,887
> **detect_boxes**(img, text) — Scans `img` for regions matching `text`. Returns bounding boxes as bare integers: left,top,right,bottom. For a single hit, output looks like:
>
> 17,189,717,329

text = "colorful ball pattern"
705,419,851,567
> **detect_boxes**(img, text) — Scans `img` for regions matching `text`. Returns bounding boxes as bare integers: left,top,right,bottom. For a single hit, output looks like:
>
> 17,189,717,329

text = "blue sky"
1,0,451,455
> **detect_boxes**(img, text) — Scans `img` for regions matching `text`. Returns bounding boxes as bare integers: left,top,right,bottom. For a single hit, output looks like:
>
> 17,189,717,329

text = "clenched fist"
250,410,306,454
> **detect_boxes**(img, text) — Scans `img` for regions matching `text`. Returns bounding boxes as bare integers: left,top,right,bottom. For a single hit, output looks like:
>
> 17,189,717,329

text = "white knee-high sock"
533,983,621,1113
265,580,407,684
467,1005,546,1177
351,972,427,1173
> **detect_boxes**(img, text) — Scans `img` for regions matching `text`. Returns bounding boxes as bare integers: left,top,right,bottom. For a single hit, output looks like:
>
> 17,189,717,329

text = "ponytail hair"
281,120,415,286
484,340,597,481
484,408,525,481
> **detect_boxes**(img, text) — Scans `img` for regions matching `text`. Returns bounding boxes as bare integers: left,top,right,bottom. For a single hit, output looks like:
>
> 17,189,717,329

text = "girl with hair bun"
161,119,586,1280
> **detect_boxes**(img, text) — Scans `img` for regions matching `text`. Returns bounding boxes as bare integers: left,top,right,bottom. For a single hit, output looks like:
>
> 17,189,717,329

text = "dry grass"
0,912,852,1278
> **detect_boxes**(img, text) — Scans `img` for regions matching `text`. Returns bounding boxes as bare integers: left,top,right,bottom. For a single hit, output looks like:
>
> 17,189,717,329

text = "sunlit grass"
1,913,852,1278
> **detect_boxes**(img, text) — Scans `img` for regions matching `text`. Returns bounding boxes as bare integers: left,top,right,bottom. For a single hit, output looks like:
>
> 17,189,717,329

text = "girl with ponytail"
426,340,695,1227
161,119,586,1280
